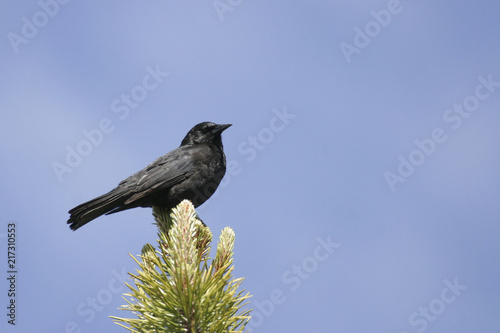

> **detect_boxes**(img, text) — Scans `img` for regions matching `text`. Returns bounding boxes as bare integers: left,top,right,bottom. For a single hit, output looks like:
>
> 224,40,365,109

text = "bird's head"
181,122,232,146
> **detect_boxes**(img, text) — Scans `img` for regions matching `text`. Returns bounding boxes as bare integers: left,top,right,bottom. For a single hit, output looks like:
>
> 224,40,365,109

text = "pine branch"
111,200,252,332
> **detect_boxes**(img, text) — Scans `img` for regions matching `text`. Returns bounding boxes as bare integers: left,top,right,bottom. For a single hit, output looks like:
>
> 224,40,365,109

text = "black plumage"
67,122,231,230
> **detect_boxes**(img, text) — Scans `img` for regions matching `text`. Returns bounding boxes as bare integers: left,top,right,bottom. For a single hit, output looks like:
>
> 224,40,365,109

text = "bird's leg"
195,213,206,226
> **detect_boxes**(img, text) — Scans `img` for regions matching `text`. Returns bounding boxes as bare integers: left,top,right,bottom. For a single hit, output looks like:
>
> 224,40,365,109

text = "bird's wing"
123,148,194,205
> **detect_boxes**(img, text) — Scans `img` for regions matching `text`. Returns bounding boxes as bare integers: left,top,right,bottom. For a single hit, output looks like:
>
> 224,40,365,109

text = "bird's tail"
67,188,128,231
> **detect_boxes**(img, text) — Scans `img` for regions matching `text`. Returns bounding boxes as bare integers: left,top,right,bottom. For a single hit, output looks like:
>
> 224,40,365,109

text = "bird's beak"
214,124,232,134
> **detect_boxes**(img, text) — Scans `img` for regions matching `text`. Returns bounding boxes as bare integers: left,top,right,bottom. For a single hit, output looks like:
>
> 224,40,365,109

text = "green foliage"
111,200,252,333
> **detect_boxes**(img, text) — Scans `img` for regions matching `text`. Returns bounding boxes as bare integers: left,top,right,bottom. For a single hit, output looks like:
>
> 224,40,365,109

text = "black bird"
67,122,231,231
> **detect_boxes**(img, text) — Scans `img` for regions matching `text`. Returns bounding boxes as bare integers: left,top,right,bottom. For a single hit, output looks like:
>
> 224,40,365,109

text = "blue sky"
1,1,499,332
